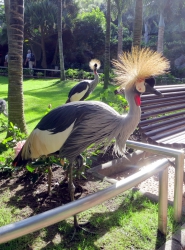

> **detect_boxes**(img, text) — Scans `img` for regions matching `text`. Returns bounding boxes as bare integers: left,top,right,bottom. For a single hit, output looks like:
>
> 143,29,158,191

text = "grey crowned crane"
66,59,101,103
0,99,8,117
12,47,169,231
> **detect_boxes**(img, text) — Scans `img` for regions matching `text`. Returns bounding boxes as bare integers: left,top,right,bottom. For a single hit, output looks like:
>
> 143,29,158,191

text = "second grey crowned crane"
66,59,101,103
0,99,8,117
13,47,169,230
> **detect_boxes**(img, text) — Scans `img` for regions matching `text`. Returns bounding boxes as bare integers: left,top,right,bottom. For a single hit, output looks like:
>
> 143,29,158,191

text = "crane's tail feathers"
89,59,101,70
112,47,170,89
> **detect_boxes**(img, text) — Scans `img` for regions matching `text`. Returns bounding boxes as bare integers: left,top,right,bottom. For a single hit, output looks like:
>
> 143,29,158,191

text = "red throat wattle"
134,94,141,106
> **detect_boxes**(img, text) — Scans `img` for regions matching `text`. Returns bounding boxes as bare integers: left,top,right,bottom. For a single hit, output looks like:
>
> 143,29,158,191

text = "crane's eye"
136,80,146,93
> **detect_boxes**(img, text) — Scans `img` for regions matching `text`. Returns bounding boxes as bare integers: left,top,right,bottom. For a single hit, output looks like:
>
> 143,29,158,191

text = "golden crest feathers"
112,47,170,89
89,59,101,70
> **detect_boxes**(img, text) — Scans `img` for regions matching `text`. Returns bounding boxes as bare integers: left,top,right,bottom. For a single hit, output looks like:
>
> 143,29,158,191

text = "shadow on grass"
0,172,168,250
155,210,185,250
155,230,166,250
37,192,168,250
24,79,70,94
25,116,42,125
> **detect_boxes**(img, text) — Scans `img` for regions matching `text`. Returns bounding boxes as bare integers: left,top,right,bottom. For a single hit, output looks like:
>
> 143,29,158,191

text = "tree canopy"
0,0,185,75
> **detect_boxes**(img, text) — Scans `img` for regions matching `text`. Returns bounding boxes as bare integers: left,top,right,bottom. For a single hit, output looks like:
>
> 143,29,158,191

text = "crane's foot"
70,216,97,240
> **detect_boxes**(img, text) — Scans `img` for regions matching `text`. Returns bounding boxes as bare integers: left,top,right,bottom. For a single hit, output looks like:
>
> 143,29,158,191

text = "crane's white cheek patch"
70,85,89,101
30,122,75,158
136,81,145,93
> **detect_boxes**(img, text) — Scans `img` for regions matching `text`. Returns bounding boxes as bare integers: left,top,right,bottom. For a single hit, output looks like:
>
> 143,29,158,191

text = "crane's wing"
13,104,79,166
20,102,103,160
18,101,122,162
67,81,90,102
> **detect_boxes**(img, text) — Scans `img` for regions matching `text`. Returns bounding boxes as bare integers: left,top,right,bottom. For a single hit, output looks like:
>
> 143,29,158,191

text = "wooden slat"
141,99,185,112
141,95,185,106
156,132,185,148
156,131,185,143
155,87,185,92
142,91,185,100
139,111,185,126
143,120,185,137
141,104,185,119
139,115,185,132
139,85,185,149
148,126,185,141
155,84,185,89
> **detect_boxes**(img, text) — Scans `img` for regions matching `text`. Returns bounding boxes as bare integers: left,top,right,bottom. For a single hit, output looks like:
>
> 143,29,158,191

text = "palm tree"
157,0,183,53
5,0,27,134
113,0,134,57
156,0,167,53
57,0,65,80
132,0,143,48
144,0,183,54
104,0,110,89
50,0,78,68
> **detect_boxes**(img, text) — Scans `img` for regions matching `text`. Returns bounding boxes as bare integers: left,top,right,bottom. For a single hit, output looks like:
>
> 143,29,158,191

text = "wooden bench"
138,84,185,149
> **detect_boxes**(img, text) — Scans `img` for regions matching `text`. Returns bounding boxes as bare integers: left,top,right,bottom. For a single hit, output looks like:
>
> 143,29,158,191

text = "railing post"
174,153,184,222
126,140,184,223
158,168,168,234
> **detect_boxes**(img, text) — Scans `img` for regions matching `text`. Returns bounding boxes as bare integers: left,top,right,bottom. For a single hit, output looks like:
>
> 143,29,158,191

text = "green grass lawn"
0,187,182,250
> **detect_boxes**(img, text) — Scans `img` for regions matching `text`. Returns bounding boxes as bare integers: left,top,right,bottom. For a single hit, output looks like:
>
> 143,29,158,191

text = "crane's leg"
47,166,53,194
68,161,96,238
68,163,79,228
75,154,84,179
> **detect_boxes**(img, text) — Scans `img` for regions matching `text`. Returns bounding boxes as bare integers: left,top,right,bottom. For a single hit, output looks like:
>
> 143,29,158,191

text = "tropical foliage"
0,0,185,72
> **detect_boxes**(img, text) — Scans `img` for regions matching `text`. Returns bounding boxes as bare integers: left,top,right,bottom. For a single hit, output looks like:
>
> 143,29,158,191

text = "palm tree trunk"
117,13,123,58
41,30,47,68
104,0,110,89
144,20,149,44
58,0,65,81
51,39,58,66
132,0,143,48
157,13,165,54
7,0,27,134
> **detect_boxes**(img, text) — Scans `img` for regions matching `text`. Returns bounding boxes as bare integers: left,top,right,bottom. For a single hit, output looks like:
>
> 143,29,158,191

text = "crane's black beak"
145,78,163,96
114,89,124,95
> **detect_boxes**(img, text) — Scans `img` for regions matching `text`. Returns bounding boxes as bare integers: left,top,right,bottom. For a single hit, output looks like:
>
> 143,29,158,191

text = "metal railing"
0,141,184,244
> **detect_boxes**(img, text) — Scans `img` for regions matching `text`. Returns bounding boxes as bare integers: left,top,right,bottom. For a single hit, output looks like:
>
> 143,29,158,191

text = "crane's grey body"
60,95,140,161
0,99,8,117
18,88,140,164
